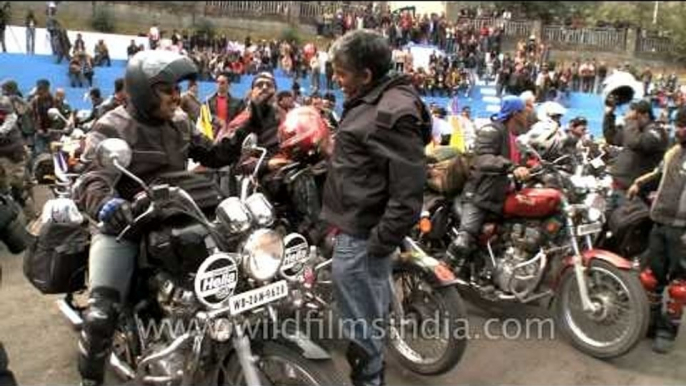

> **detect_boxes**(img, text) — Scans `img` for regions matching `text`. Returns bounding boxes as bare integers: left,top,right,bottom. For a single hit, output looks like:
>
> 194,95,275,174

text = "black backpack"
608,197,652,258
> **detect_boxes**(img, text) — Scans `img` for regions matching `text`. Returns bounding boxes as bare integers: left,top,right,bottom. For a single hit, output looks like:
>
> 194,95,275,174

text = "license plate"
575,222,603,236
229,280,288,316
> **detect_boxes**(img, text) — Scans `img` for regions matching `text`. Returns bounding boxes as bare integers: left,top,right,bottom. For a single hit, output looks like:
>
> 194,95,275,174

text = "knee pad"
80,287,121,355
78,287,121,383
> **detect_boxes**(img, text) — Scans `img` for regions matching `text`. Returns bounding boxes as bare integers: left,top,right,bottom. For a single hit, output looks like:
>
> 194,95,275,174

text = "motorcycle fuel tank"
504,188,562,218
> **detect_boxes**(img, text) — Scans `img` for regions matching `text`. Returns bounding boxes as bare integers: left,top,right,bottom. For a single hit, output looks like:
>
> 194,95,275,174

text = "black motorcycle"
232,143,469,377
29,137,345,386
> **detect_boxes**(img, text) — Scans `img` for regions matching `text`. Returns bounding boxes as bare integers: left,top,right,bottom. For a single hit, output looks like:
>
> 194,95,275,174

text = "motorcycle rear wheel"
554,260,649,359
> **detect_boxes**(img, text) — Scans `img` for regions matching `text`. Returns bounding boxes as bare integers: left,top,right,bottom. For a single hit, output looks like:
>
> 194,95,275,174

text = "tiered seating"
0,52,608,138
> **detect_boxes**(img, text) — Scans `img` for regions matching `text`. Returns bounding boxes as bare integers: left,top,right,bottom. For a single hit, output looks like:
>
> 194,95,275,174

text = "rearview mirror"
95,138,132,170
242,133,258,150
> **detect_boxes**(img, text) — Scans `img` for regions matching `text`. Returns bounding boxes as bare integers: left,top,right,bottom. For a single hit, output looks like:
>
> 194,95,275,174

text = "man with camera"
603,98,668,213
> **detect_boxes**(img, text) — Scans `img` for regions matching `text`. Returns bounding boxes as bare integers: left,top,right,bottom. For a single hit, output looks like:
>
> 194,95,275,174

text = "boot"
445,231,475,270
652,329,675,354
78,287,120,386
646,292,662,339
346,342,385,386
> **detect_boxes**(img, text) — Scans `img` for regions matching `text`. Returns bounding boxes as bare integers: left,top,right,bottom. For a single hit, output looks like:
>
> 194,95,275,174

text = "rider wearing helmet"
520,119,565,161
536,101,566,129
274,106,332,244
73,50,250,386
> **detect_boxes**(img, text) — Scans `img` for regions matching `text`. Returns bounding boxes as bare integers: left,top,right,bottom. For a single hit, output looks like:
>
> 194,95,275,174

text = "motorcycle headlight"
584,193,607,219
216,197,252,234
244,193,275,227
587,207,603,223
242,228,284,282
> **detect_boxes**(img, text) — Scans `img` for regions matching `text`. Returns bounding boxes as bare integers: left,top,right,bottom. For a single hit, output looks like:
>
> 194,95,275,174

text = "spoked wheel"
218,342,345,386
555,260,649,359
387,265,468,375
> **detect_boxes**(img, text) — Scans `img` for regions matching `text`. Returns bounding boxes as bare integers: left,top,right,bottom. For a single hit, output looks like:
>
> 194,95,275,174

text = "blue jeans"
88,233,138,299
332,233,392,386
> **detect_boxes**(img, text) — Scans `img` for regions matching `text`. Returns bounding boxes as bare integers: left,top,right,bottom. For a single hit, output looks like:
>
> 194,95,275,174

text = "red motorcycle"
414,148,650,359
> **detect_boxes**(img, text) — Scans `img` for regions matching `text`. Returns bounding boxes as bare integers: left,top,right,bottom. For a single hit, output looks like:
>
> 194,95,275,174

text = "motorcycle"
49,136,344,386
233,142,468,376
413,141,650,359
545,139,653,268
33,108,91,184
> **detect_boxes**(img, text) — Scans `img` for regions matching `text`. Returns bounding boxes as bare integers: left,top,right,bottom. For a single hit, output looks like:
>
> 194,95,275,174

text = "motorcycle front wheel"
218,342,346,386
387,264,468,375
554,260,649,359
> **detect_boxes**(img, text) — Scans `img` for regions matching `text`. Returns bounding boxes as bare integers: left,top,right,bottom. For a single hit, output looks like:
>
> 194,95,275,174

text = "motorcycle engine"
493,222,545,293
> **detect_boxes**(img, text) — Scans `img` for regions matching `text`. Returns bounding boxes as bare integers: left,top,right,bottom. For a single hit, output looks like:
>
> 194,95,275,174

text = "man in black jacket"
321,30,431,386
603,99,668,213
447,95,533,264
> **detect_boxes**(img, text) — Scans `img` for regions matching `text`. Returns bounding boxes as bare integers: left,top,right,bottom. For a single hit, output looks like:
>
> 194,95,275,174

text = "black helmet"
1,80,19,96
570,116,588,128
125,50,198,121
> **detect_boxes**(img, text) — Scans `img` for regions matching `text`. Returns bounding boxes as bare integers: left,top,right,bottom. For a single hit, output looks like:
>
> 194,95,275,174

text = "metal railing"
542,26,627,51
204,1,292,20
204,1,370,24
455,17,533,38
636,35,672,53
502,20,532,38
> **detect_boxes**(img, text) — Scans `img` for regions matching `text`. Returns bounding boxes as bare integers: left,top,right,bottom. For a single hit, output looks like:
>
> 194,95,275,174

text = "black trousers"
458,201,488,237
643,223,686,339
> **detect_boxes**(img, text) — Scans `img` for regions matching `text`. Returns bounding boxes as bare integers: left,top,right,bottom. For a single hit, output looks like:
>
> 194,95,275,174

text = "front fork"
566,218,599,313
231,324,262,386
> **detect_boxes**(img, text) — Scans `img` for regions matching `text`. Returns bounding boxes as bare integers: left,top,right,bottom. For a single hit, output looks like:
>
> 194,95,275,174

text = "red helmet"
278,106,330,159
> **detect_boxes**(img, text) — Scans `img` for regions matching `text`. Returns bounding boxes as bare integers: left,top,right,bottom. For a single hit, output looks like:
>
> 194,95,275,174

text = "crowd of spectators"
10,1,685,128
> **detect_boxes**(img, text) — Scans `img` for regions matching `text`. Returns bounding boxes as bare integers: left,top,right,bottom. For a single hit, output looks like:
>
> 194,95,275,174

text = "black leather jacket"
603,112,668,189
463,121,519,213
74,105,247,222
321,74,431,257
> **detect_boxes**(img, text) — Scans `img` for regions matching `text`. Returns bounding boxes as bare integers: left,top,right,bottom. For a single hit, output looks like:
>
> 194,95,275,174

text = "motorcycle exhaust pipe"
110,353,136,381
55,299,83,330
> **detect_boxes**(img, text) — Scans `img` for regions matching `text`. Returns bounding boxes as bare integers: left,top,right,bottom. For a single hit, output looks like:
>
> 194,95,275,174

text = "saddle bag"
23,203,89,295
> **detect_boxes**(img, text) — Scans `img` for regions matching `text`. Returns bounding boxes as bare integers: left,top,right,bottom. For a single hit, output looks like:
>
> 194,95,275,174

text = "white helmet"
537,101,567,123
521,120,564,160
